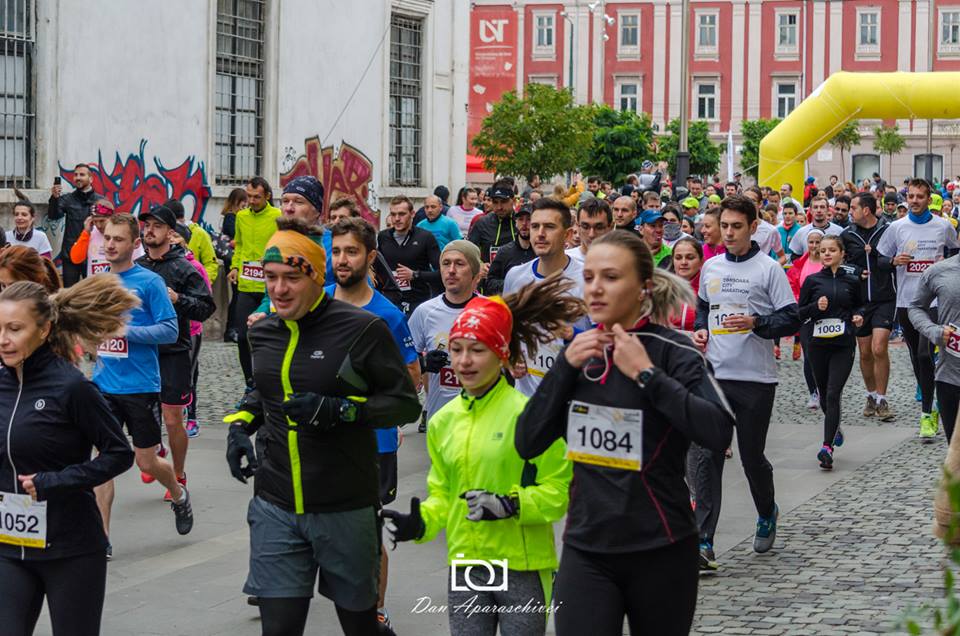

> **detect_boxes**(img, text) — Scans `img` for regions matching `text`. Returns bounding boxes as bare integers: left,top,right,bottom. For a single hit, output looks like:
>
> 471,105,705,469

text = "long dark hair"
501,272,586,367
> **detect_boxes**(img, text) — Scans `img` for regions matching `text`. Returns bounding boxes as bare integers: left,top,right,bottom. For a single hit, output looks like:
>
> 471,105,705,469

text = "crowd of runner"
0,163,956,635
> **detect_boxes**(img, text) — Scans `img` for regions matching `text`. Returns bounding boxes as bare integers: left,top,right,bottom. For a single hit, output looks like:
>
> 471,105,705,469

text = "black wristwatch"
636,367,656,389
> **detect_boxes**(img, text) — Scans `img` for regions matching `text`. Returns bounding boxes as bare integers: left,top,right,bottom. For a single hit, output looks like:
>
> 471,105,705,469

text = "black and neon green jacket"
241,293,421,514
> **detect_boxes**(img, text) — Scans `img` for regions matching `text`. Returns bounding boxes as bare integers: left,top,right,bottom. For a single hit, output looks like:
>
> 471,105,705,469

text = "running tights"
554,536,698,636
800,327,817,395
258,598,379,636
0,550,107,636
937,381,960,443
717,380,778,519
808,344,856,447
187,333,202,421
898,308,937,413
235,291,264,388
447,568,546,635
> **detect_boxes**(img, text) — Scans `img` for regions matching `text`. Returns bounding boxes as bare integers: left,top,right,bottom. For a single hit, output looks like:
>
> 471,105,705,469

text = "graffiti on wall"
279,137,377,225
59,140,212,222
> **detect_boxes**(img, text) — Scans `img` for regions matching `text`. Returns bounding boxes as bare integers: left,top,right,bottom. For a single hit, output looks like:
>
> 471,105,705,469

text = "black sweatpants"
688,442,724,545
187,333,202,421
554,536,699,636
0,550,107,636
808,343,856,447
717,380,777,519
937,381,960,443
234,290,264,388
898,307,937,413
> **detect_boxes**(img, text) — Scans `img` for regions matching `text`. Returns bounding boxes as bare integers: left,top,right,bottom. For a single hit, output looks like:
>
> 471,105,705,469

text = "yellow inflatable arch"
758,71,957,194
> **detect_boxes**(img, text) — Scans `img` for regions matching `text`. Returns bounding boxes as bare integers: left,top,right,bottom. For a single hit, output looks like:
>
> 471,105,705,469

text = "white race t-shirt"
408,294,473,422
877,214,960,307
5,229,52,256
446,206,485,236
565,245,588,264
699,250,797,383
504,256,585,396
752,220,783,257
789,222,843,255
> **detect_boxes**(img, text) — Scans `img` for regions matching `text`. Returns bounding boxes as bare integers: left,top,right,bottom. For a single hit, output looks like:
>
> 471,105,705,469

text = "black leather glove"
460,490,519,521
423,349,450,373
382,497,425,549
281,392,359,432
225,424,258,484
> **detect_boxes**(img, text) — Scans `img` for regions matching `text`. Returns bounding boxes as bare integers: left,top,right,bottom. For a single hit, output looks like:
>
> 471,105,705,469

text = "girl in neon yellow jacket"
384,275,584,636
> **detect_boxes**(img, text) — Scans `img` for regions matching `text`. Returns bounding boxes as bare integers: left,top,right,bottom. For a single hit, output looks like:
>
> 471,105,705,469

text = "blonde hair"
0,275,139,363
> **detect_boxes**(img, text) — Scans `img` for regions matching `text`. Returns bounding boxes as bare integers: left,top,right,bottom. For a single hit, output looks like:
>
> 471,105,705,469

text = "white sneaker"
807,392,820,410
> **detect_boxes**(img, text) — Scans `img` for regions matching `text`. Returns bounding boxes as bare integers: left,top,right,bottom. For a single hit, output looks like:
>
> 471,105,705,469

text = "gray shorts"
243,496,381,611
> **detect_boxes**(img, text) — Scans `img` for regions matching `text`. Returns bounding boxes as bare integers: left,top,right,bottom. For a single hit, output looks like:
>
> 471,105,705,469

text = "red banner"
468,6,518,153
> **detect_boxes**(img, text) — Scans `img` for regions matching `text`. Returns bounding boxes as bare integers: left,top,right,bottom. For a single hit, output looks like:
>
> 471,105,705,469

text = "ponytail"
501,271,586,367
0,275,139,363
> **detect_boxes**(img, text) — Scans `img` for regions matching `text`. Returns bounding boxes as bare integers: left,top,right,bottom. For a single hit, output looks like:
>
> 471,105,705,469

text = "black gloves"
281,392,359,432
460,490,519,521
226,424,258,483
382,497,425,548
423,349,450,374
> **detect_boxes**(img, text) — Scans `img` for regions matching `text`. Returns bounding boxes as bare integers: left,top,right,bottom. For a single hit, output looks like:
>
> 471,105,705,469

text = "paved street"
37,340,948,635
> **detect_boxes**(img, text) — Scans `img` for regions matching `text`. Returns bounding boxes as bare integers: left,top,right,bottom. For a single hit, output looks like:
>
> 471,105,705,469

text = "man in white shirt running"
789,197,843,255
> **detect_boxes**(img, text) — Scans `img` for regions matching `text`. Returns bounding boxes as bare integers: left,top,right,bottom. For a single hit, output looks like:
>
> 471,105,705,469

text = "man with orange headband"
224,217,421,636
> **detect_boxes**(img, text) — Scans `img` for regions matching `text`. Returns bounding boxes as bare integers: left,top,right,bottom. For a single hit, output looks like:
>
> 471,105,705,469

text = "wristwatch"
412,270,420,280
636,367,656,389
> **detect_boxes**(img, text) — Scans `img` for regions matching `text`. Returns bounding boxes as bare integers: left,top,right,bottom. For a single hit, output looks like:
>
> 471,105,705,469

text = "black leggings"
554,536,699,636
937,381,960,443
800,327,817,394
187,334,202,421
258,598,379,636
898,308,937,413
0,550,107,636
718,380,778,519
235,291,264,388
808,343,856,447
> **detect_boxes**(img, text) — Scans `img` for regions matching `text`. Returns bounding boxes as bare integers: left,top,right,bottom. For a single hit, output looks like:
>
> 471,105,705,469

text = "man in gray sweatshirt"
910,254,960,443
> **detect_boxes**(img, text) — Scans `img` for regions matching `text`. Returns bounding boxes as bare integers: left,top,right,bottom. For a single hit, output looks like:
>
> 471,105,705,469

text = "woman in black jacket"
0,277,136,636
798,235,865,470
515,230,735,636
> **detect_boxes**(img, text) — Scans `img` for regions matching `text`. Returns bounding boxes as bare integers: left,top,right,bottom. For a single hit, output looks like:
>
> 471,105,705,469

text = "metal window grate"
0,0,33,188
389,14,423,188
215,0,264,185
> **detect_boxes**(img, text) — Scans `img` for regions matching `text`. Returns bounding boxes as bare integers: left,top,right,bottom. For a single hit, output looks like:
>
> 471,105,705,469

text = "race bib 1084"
566,401,642,471
0,492,46,549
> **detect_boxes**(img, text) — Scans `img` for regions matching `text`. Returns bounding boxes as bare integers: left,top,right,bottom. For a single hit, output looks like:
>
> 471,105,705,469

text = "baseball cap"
140,204,178,228
490,185,513,200
90,201,114,217
681,196,700,209
514,203,533,218
930,193,944,211
641,160,654,170
638,209,663,225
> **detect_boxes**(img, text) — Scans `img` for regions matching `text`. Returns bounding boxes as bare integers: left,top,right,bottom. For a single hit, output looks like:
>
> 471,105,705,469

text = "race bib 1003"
0,492,46,549
813,318,845,339
708,303,750,336
566,401,642,471
241,261,265,282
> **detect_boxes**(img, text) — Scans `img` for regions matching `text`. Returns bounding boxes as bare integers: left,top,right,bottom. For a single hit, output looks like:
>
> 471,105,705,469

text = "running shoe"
792,342,802,361
807,392,820,410
377,608,397,635
919,413,938,442
753,504,779,553
933,408,941,429
418,411,427,434
817,444,834,470
106,543,113,561
876,399,895,422
862,395,877,417
247,596,260,607
140,444,168,484
699,541,719,572
774,345,781,360
185,419,200,438
170,486,194,535
164,474,188,502
833,427,844,448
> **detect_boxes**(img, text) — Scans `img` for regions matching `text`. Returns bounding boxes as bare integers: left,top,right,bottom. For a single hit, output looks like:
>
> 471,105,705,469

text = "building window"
941,9,960,53
616,81,639,113
696,11,718,55
215,0,264,186
389,14,423,188
0,0,33,187
776,11,799,54
775,81,797,118
851,154,881,185
528,74,558,87
619,12,639,55
914,154,944,182
534,11,555,55
857,9,880,54
696,82,717,120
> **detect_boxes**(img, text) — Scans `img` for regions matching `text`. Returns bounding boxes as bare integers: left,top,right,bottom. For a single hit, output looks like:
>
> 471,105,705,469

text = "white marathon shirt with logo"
408,294,471,423
788,222,844,256
751,220,784,257
503,256,585,397
699,250,796,383
877,215,960,308
565,245,588,265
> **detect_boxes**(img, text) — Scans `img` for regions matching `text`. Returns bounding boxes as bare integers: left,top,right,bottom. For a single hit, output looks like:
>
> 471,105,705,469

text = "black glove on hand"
460,490,519,521
382,497,425,549
281,392,359,432
423,349,450,373
226,424,258,484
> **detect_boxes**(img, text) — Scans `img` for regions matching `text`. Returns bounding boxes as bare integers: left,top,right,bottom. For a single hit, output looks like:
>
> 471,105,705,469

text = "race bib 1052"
0,492,46,549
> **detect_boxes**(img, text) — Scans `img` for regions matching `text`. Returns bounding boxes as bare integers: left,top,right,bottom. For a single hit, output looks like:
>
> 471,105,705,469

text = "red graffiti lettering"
280,138,377,226
60,140,211,222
